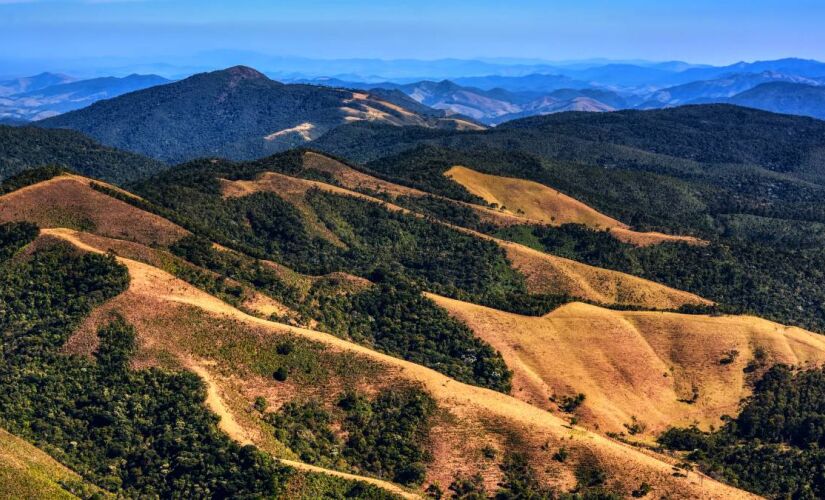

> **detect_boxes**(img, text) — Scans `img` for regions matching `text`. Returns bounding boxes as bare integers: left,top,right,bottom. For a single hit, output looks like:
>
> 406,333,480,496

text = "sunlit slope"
301,151,535,226
41,228,753,499
499,240,711,309
0,427,107,500
0,174,187,246
444,165,703,246
428,294,825,437
220,168,710,310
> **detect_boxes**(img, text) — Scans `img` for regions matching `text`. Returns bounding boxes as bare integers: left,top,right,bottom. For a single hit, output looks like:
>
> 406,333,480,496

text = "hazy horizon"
2,0,824,78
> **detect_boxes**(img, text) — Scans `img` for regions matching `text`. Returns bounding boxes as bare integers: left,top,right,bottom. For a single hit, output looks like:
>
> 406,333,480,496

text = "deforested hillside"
429,294,825,438
0,135,823,498
38,66,480,164
9,222,755,499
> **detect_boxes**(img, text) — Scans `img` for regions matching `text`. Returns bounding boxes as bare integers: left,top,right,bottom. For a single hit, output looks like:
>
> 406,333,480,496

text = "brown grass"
499,240,711,309
302,152,532,227
0,175,187,246
302,151,427,197
50,228,754,499
444,166,704,246
428,293,825,439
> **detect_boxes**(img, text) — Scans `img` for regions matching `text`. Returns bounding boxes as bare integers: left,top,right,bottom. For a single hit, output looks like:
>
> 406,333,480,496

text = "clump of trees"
659,365,825,498
265,385,436,486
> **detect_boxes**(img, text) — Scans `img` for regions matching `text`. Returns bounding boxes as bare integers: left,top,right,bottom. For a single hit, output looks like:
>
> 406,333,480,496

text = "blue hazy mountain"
724,82,825,121
0,72,75,96
639,71,823,108
0,74,170,121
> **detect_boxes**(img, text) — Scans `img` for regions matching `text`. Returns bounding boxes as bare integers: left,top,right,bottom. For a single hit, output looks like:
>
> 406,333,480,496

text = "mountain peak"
222,65,267,80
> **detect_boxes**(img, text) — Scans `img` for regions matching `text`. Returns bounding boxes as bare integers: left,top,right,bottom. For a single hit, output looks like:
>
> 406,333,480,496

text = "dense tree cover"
39,66,454,164
659,365,825,499
497,223,825,332
170,235,302,306
394,194,497,232
313,107,825,236
306,274,512,392
0,236,286,496
305,189,524,298
0,125,165,183
0,220,38,260
131,155,563,315
0,164,68,195
497,105,825,173
265,385,436,486
170,236,512,392
0,224,398,498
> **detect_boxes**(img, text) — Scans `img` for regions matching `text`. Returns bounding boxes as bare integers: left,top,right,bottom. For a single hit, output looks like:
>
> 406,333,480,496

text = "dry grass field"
428,293,825,438
445,166,704,246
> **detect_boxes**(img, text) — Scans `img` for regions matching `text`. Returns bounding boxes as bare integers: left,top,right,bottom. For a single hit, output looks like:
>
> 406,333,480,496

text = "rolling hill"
5,97,825,498
0,72,75,96
0,125,166,183
0,169,769,498
726,81,825,121
639,71,822,108
38,66,481,163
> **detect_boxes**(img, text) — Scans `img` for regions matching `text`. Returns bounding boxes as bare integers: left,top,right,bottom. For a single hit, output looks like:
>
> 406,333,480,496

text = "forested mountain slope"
0,126,166,183
39,66,482,163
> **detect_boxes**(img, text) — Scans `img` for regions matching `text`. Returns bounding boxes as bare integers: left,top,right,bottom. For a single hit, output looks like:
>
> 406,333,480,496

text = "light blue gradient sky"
1,0,823,64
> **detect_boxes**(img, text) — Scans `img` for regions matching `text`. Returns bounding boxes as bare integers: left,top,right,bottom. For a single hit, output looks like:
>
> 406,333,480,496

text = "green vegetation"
498,223,825,332
266,385,436,486
39,67,450,164
444,451,620,499
169,235,513,392
0,220,38,260
284,471,398,499
306,275,512,392
0,222,401,498
660,365,825,498
0,164,68,195
0,125,164,183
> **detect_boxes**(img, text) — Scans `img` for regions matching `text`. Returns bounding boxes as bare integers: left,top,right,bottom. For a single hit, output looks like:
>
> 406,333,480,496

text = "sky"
1,0,824,71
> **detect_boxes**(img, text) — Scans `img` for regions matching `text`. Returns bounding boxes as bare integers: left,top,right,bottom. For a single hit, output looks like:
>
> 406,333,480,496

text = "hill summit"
39,66,480,163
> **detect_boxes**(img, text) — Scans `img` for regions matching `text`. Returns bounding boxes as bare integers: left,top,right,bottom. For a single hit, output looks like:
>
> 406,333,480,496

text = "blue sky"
1,0,824,65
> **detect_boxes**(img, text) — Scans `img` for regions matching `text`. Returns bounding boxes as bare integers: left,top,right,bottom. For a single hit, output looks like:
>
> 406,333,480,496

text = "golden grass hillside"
301,152,537,227
0,174,188,246
444,165,704,246
42,228,754,499
499,240,711,309
0,427,107,500
428,293,825,439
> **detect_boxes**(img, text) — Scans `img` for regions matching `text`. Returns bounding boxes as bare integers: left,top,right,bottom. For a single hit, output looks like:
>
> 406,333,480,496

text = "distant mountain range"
3,57,823,131
0,72,75,96
0,73,170,121
298,68,825,125
39,66,483,163
726,82,825,121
